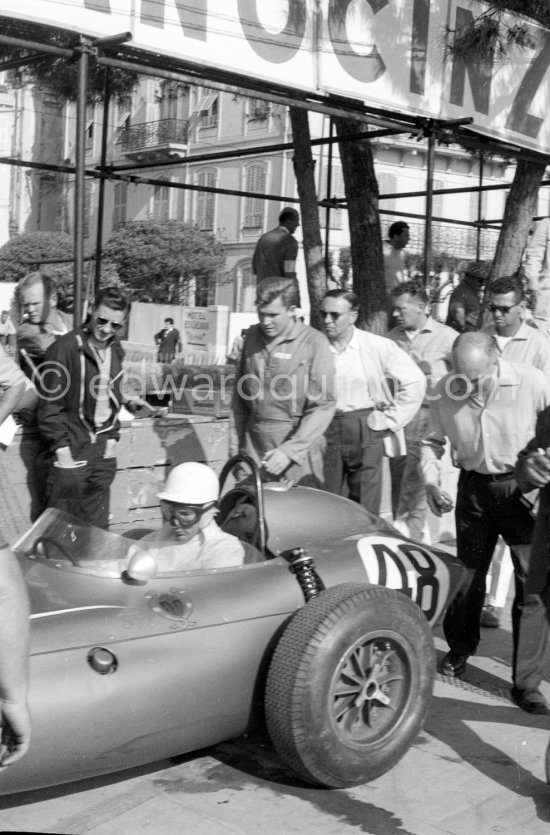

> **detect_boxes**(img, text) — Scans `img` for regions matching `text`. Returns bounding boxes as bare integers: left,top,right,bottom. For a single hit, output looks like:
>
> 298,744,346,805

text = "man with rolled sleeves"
388,280,457,540
421,331,550,714
479,273,550,628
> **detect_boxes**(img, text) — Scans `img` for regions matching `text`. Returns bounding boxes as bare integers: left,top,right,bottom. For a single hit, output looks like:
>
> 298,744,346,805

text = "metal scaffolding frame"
1,24,548,324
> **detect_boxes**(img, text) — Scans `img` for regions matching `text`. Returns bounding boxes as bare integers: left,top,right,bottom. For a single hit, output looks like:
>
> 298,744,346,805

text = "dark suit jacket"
516,407,550,592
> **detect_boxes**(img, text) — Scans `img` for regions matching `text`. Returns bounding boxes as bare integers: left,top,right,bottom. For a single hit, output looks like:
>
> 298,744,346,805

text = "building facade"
1,72,547,314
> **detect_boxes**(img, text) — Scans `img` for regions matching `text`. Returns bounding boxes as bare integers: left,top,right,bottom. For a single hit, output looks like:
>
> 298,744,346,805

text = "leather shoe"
440,651,468,678
480,604,501,629
511,686,549,715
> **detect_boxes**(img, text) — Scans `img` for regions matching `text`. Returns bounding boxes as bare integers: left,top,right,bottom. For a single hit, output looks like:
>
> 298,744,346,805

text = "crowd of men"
4,211,550,768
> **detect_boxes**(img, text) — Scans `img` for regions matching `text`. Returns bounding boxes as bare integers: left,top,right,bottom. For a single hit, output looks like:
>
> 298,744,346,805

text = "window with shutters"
114,96,132,143
196,90,219,128
236,263,256,312
153,179,171,221
113,182,127,228
243,164,266,228
85,104,94,155
247,97,271,122
195,169,216,230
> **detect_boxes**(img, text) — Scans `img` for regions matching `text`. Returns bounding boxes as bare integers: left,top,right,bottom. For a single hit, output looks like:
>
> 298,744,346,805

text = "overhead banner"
2,0,550,154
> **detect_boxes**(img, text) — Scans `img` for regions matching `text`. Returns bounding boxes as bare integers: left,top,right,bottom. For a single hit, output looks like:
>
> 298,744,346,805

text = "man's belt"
334,407,374,417
463,469,515,482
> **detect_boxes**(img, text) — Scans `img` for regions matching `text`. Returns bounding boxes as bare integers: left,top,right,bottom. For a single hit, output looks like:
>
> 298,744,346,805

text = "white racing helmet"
157,462,220,505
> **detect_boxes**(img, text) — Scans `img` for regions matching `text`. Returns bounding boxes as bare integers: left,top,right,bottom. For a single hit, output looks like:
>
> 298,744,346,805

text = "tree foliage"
450,2,550,59
448,1,550,284
102,221,226,305
0,18,137,101
0,231,77,308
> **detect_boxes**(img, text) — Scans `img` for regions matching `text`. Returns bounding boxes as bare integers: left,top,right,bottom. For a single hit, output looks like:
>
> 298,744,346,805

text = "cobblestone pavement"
0,613,549,834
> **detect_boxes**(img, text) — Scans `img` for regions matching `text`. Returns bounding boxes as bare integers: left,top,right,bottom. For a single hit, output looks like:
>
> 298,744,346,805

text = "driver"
136,462,245,571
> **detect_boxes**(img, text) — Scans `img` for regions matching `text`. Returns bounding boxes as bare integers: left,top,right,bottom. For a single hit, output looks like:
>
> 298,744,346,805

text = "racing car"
0,455,465,796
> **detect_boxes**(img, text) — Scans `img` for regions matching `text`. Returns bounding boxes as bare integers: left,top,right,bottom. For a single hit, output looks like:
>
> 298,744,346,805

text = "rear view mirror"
126,549,158,583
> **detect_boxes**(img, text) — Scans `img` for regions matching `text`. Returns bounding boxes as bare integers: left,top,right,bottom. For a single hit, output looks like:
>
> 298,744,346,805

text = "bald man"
421,331,550,714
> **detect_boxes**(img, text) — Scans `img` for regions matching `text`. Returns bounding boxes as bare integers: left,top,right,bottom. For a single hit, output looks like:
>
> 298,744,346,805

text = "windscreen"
12,508,133,567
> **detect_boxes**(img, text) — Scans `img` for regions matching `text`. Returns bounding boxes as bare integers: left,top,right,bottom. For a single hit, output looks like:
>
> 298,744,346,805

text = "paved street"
1,607,549,835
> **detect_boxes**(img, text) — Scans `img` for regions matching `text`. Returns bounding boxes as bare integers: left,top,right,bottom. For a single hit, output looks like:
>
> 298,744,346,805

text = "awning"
195,94,217,114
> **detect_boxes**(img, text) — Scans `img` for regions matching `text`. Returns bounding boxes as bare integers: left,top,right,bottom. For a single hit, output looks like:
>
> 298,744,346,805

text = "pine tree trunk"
334,116,386,333
289,106,327,331
490,158,545,279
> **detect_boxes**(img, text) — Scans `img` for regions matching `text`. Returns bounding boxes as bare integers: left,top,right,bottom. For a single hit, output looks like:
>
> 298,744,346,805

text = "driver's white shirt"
140,521,245,571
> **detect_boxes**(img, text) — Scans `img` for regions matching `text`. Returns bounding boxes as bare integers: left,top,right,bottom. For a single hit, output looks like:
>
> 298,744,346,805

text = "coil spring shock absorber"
281,547,325,602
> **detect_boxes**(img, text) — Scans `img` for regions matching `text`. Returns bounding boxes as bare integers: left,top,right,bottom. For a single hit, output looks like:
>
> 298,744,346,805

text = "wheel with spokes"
265,583,435,788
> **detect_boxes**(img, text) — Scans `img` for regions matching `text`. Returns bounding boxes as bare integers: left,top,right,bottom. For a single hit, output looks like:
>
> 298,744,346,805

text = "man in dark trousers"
252,207,300,282
516,409,550,640
154,317,182,363
421,331,550,714
37,286,143,529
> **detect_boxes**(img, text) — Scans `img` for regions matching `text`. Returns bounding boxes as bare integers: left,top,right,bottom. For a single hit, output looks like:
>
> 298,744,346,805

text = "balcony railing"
406,219,499,261
116,118,188,154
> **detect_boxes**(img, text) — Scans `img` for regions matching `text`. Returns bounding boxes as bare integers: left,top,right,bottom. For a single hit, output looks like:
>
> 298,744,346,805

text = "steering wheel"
34,536,81,567
218,454,267,555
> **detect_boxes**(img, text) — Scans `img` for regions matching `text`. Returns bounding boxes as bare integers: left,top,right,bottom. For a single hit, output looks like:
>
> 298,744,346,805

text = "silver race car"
1,456,465,796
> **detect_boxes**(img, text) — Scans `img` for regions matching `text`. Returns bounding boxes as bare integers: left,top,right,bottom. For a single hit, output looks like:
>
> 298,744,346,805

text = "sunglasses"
321,311,345,321
95,315,125,331
489,304,518,315
160,500,216,527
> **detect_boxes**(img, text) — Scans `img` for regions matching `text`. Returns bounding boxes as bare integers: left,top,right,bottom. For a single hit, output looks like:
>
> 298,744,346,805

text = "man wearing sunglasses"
477,274,550,629
36,286,143,529
482,275,550,377
321,289,426,516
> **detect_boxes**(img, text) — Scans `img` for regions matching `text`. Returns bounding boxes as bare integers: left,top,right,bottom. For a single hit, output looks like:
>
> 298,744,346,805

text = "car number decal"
356,536,451,623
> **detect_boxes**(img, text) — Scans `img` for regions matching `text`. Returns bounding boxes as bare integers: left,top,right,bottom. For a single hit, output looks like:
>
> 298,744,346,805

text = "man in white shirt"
321,289,426,516
383,221,409,297
0,311,16,354
478,274,550,628
388,281,457,540
138,462,245,572
421,332,550,713
483,274,550,376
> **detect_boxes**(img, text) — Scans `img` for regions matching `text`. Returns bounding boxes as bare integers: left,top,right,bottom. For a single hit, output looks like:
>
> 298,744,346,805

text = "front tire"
265,583,435,788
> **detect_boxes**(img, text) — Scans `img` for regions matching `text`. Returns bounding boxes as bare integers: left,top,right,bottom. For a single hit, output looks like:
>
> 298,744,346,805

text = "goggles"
160,499,216,528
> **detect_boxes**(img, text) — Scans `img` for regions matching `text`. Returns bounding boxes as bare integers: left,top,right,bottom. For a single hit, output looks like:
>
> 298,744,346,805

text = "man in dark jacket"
516,411,550,606
154,317,182,363
37,286,138,529
252,208,300,282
